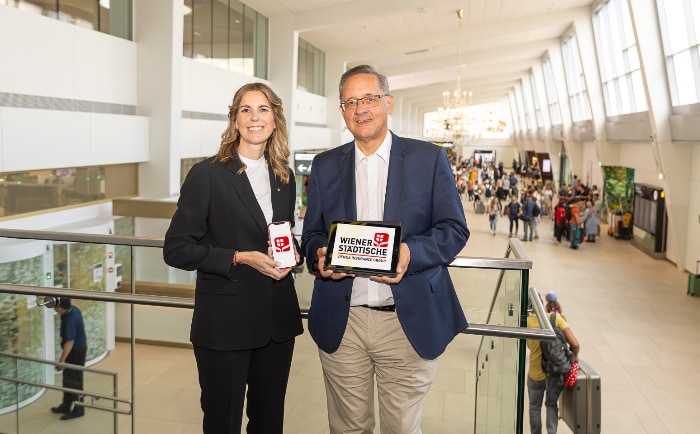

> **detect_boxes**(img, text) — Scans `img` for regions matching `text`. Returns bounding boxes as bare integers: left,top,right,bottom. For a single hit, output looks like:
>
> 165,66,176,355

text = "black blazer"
163,157,303,350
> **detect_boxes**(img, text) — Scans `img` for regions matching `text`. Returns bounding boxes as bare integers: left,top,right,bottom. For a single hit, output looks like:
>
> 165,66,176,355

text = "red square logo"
373,232,389,248
274,236,291,252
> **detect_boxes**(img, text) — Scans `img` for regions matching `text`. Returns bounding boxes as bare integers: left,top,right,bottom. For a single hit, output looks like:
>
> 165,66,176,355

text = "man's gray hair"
338,65,390,100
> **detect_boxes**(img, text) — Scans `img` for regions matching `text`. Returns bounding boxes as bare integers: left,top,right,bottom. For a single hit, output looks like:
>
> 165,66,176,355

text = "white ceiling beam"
326,6,588,64
379,39,559,77
292,0,452,32
389,60,532,91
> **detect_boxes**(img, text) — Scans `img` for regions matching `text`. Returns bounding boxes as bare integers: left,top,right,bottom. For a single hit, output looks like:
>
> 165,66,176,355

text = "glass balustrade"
0,228,553,433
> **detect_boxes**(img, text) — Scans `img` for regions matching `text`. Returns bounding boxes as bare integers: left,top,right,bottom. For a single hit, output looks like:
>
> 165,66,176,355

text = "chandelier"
427,9,508,144
438,9,475,142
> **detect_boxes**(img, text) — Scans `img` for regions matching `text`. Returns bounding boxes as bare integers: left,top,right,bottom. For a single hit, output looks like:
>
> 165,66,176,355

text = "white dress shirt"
351,132,394,307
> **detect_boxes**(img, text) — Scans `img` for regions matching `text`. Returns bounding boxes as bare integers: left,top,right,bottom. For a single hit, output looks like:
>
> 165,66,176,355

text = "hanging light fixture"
443,9,468,111
426,9,508,143
438,9,474,142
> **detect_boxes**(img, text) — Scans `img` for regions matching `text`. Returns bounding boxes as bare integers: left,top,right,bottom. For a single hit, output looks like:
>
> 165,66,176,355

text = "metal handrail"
0,282,555,341
0,226,555,341
0,228,163,247
1,283,194,309
0,375,131,415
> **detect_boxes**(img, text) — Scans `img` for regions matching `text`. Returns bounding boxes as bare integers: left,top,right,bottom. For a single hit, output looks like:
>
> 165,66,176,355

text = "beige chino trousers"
319,306,438,434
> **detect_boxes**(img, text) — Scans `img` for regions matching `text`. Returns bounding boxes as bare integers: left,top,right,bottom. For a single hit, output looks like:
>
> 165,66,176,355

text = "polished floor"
4,198,699,433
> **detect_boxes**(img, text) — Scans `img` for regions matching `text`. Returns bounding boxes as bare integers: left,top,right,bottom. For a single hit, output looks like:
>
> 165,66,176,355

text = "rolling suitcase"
688,261,700,296
476,201,485,214
559,359,601,434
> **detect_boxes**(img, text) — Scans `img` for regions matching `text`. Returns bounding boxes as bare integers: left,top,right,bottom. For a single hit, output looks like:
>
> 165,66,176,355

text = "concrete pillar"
268,16,298,151
629,0,692,268
133,0,183,198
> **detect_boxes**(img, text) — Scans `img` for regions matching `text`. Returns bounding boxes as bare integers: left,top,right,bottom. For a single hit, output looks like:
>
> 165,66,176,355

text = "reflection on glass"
474,268,523,434
0,165,138,217
184,0,267,78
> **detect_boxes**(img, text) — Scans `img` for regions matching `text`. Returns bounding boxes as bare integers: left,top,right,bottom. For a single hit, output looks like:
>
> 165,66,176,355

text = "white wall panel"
89,114,149,164
198,120,224,156
291,125,332,151
0,9,76,97
619,142,657,186
0,202,113,230
2,108,90,171
181,58,261,114
0,7,137,104
294,90,328,125
180,119,200,157
180,119,226,158
74,30,138,104
0,108,149,172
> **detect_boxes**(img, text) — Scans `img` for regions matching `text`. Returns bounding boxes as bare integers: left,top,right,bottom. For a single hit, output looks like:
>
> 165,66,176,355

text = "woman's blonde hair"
216,83,291,184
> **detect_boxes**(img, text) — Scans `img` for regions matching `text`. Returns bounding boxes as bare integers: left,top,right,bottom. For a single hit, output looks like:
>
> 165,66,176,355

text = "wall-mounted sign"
294,153,317,175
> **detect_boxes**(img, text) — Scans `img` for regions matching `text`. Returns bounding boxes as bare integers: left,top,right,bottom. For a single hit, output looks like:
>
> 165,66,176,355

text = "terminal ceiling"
246,0,596,114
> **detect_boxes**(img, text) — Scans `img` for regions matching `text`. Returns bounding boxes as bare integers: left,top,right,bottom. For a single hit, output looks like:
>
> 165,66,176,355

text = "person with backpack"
553,201,566,242
569,199,582,249
527,296,580,434
483,179,493,210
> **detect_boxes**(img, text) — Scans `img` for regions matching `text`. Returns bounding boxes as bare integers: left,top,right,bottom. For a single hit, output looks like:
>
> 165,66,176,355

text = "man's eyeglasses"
340,94,389,112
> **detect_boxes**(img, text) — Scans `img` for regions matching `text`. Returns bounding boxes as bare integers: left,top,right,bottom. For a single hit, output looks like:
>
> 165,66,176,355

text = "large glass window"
542,57,562,125
183,0,268,79
5,0,132,40
513,85,527,131
592,0,647,116
562,34,593,122
521,81,535,131
0,165,137,217
657,0,700,106
297,38,326,96
529,71,544,128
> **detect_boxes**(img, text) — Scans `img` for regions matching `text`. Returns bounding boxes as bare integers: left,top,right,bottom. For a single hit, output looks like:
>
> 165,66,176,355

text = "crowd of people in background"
447,150,603,249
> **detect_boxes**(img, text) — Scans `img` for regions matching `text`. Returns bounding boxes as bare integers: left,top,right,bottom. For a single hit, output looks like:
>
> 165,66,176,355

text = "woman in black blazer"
163,82,303,434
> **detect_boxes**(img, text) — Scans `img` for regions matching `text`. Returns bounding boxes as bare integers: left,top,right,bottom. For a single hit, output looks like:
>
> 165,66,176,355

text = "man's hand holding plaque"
323,221,402,278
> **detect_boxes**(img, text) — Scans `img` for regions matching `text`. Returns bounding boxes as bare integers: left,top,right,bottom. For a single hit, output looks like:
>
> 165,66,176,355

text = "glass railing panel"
0,327,121,434
450,267,504,324
473,267,524,434
0,231,135,434
475,335,519,433
0,351,19,434
1,229,553,434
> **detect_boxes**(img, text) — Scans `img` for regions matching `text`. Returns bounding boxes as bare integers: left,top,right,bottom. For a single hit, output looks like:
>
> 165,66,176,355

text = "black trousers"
62,346,87,415
194,339,295,434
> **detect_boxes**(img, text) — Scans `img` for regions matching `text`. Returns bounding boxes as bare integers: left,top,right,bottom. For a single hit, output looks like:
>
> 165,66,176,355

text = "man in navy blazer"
301,65,469,434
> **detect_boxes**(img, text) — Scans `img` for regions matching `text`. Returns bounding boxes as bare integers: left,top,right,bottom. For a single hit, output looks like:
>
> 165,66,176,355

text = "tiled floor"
3,198,699,433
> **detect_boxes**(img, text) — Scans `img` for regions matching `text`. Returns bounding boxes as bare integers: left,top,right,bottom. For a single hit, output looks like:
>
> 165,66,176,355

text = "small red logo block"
274,236,291,252
373,232,389,248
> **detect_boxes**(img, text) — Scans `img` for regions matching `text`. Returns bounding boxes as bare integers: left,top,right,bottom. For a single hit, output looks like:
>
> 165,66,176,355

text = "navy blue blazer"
164,157,303,351
301,133,469,360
